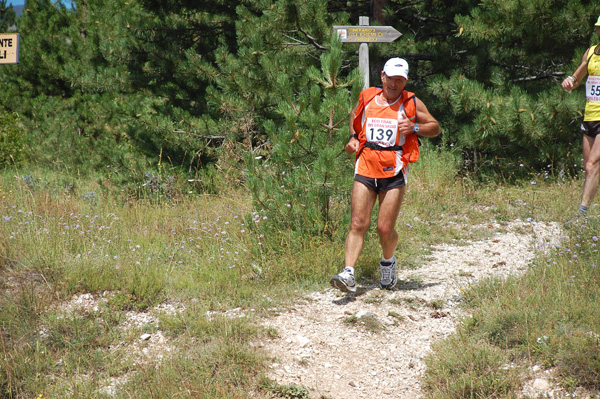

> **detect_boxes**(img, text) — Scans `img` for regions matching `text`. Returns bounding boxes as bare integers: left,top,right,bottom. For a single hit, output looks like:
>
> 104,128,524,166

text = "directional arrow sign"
333,25,402,43
0,33,20,64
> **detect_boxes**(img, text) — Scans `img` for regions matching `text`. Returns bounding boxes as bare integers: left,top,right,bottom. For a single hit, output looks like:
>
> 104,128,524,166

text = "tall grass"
0,165,339,398
1,144,599,398
423,219,600,398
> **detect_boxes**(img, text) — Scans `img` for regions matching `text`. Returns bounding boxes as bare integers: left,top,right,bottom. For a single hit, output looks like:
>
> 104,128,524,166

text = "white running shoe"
380,257,397,290
330,267,356,293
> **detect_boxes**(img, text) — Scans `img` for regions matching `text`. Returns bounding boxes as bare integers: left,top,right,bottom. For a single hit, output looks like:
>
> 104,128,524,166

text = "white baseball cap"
383,58,409,79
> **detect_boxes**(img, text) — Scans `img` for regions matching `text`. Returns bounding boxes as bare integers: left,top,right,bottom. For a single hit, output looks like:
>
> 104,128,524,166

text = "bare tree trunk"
371,0,386,24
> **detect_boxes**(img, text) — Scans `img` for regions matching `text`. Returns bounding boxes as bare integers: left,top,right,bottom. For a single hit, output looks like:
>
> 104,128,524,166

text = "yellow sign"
333,26,401,43
0,33,20,64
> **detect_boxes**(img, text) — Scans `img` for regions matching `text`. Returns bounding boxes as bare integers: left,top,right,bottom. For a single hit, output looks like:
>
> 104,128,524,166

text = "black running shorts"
354,170,406,193
580,121,600,138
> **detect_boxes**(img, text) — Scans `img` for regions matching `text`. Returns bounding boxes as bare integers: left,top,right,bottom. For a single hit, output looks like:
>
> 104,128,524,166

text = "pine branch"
491,60,568,83
173,130,225,141
294,25,327,51
511,72,566,83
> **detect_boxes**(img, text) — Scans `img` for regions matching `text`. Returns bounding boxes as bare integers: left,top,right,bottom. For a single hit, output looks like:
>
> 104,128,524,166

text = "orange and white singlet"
354,91,417,179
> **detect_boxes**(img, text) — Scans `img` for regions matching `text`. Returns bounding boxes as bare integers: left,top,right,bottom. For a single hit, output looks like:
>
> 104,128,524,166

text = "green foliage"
0,0,16,32
424,336,522,399
262,379,311,399
244,36,361,242
0,108,25,168
557,331,600,390
429,74,581,178
430,0,600,178
2,0,600,184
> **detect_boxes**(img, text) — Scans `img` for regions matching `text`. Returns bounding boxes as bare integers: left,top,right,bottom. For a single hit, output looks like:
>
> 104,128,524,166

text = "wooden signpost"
333,17,401,89
0,33,20,64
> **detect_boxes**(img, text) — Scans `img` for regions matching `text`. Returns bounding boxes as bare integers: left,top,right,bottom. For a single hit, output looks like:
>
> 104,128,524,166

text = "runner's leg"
344,180,378,268
581,135,600,207
376,186,406,259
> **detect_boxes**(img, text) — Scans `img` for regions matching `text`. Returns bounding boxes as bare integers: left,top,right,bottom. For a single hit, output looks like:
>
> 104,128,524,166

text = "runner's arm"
346,104,360,154
562,49,590,91
398,98,440,138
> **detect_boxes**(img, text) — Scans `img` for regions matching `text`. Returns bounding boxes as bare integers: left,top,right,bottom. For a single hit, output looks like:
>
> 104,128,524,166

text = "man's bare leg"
344,181,378,268
581,135,600,208
377,186,406,259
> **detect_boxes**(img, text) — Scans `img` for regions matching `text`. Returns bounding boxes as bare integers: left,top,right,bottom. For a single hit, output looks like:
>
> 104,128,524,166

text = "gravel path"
258,220,564,399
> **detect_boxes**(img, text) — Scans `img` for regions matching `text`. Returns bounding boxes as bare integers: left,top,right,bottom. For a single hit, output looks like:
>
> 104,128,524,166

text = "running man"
330,57,440,293
561,16,600,223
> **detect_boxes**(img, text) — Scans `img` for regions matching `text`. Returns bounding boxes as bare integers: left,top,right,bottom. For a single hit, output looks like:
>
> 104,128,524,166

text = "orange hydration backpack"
353,87,420,165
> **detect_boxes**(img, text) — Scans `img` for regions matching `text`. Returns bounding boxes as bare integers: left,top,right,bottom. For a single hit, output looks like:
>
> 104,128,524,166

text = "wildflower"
530,181,536,185
536,336,549,345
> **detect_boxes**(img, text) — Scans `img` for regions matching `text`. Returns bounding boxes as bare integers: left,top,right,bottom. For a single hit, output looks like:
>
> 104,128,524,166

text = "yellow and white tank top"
585,45,600,121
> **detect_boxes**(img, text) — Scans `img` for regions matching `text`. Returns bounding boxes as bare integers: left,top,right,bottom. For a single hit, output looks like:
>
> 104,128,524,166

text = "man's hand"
398,118,415,136
562,76,576,92
346,136,359,154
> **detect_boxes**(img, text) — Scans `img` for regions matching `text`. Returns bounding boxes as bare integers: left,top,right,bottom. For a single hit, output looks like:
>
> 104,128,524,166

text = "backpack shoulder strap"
402,91,417,122
353,87,383,133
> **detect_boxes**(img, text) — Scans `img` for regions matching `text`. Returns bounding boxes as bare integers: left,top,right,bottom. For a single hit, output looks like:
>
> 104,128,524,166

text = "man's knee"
585,159,600,175
377,223,396,239
350,216,370,234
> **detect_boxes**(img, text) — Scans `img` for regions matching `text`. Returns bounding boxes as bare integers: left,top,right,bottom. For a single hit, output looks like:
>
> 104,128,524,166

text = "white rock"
295,335,310,347
532,378,550,391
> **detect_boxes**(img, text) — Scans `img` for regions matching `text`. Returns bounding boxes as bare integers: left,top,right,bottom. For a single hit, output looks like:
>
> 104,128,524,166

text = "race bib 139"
365,118,398,147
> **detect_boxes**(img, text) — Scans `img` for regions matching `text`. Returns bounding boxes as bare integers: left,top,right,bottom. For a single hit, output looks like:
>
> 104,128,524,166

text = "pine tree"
424,0,600,177
0,0,16,31
245,36,361,240
0,0,151,171
201,0,360,239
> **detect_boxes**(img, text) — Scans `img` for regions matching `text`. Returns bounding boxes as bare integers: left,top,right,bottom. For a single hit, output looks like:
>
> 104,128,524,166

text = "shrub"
0,109,26,168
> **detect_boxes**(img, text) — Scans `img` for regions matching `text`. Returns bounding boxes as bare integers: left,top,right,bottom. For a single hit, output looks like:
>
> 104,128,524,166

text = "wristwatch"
413,123,420,134
568,76,577,83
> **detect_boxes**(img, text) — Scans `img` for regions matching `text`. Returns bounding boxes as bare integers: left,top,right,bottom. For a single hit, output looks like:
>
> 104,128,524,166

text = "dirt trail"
258,220,564,399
